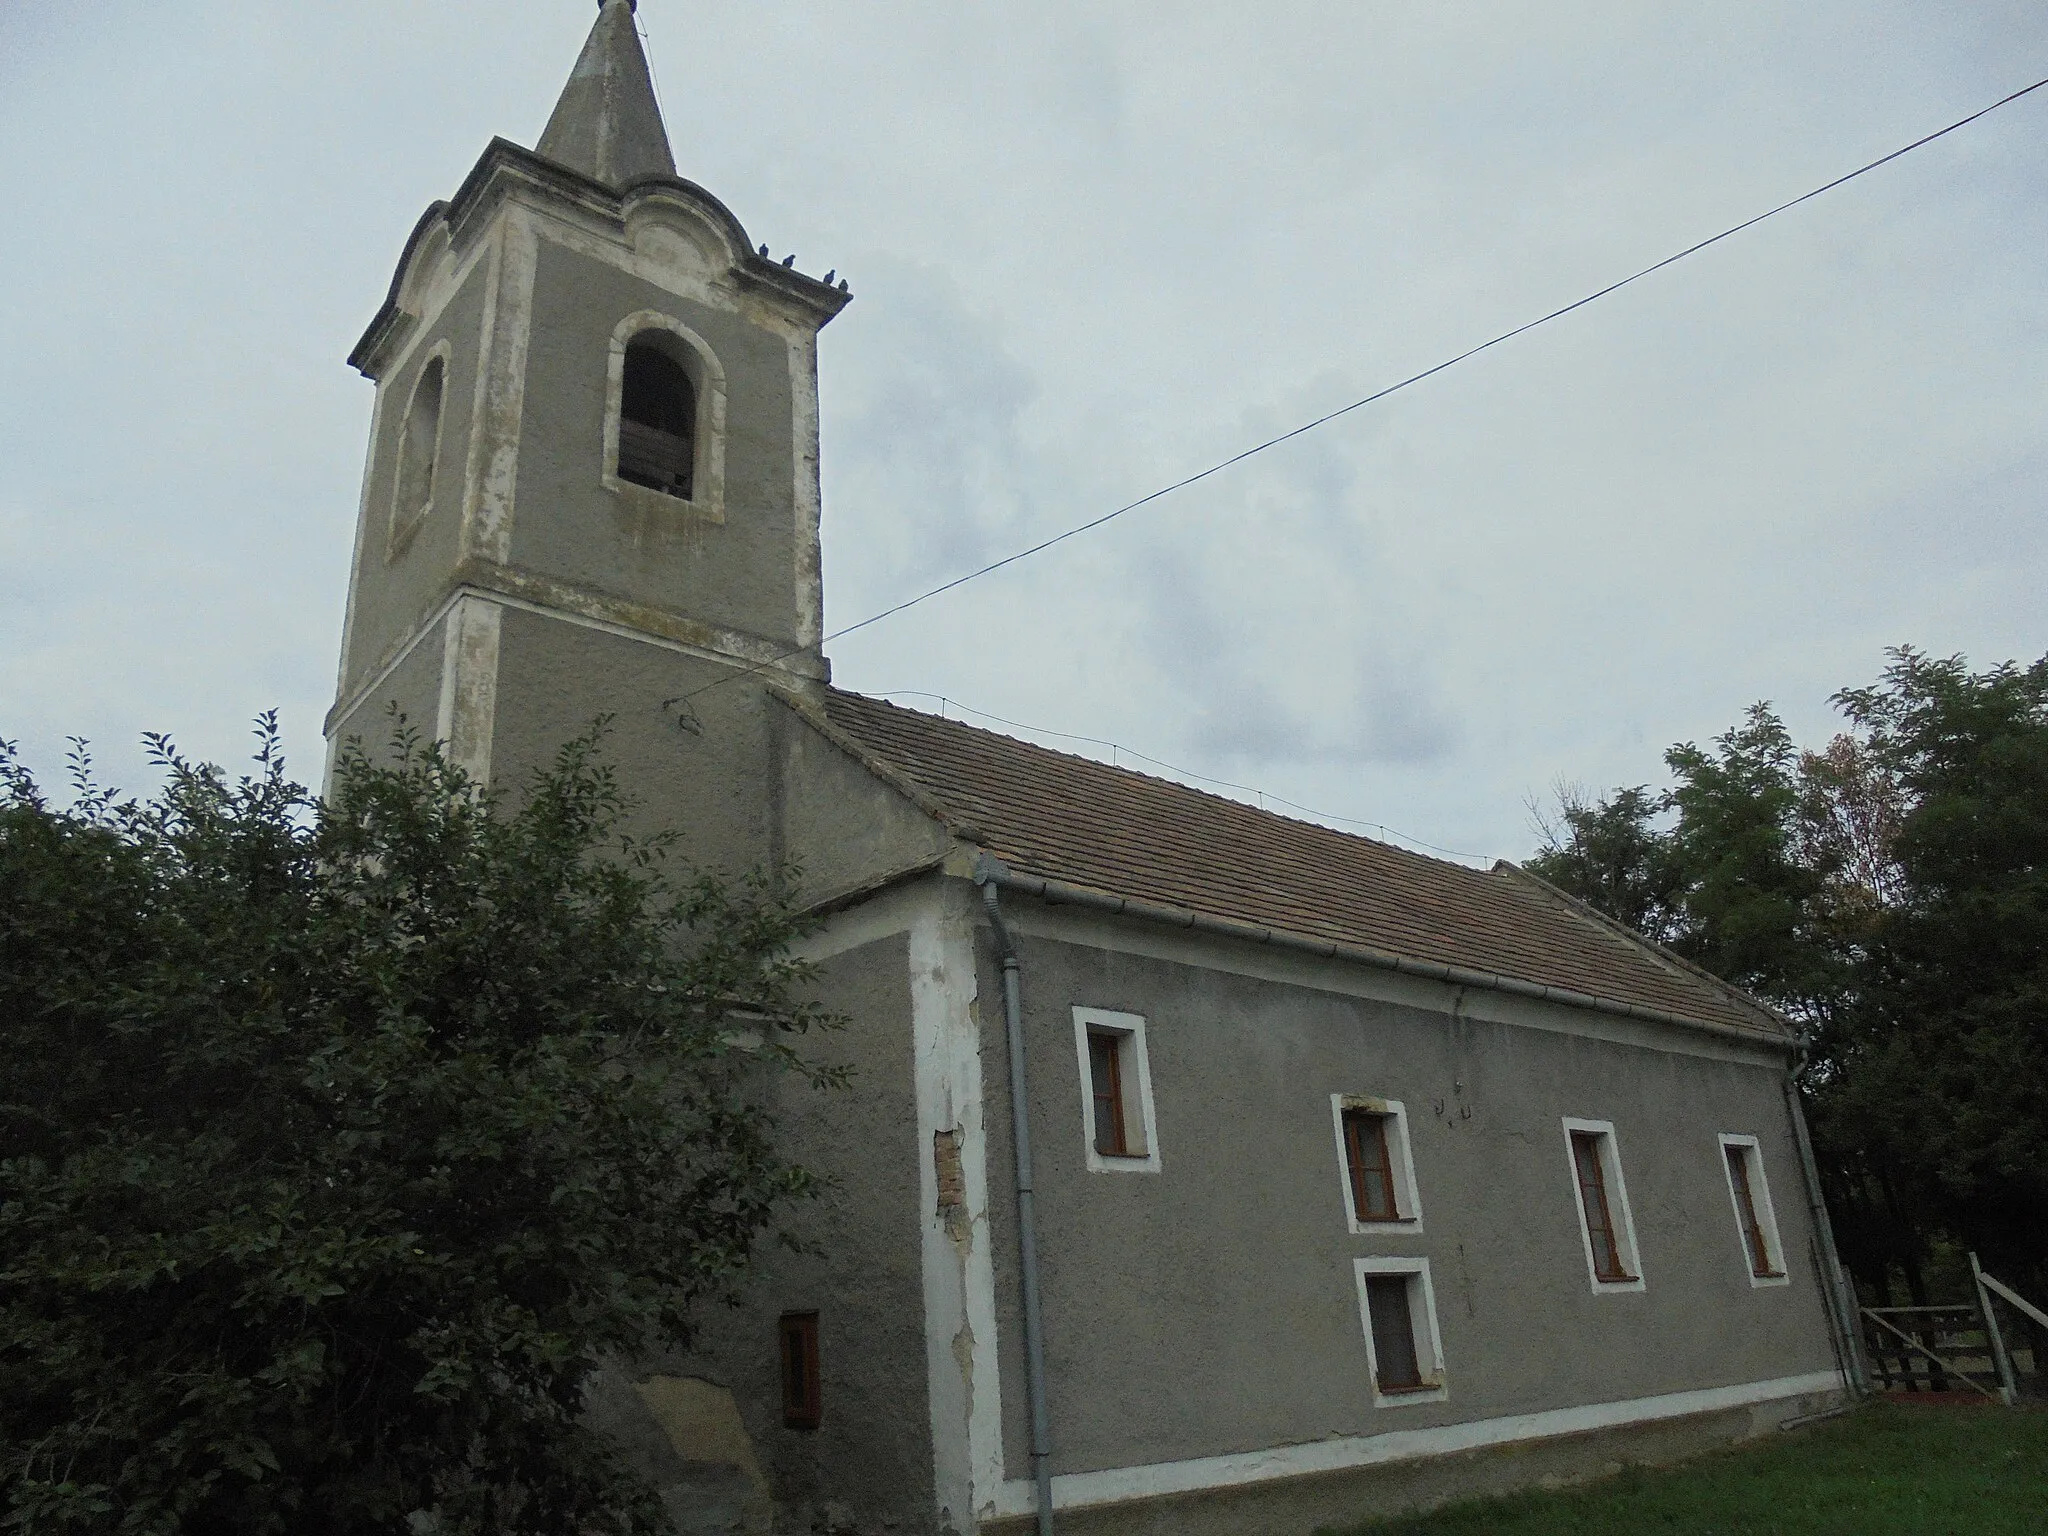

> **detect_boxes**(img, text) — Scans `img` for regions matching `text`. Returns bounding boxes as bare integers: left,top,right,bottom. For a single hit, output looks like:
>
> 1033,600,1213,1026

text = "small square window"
1353,1258,1447,1406
1331,1095,1422,1231
779,1311,821,1430
1562,1118,1645,1293
1073,1008,1161,1173
1719,1134,1790,1287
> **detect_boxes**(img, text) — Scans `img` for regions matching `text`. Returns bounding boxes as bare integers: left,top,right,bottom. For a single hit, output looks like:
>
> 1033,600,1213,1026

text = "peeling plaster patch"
951,1318,976,1385
632,1376,770,1496
909,891,1003,1534
934,1128,971,1248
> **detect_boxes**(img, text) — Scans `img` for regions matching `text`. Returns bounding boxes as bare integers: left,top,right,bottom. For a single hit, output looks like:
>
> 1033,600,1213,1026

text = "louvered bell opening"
618,340,696,499
618,418,694,498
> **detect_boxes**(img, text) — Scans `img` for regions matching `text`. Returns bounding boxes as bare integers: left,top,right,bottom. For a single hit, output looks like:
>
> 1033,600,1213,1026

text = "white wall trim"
908,893,1005,1532
1072,1007,1162,1174
1330,1094,1423,1234
460,208,536,567
1562,1117,1647,1294
989,1369,1843,1516
788,327,825,653
1353,1257,1448,1407
1718,1133,1792,1288
328,573,807,748
433,594,502,786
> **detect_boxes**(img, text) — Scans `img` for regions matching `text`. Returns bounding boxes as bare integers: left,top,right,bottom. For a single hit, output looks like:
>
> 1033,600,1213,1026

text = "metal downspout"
1785,1049,1869,1396
980,877,1054,1536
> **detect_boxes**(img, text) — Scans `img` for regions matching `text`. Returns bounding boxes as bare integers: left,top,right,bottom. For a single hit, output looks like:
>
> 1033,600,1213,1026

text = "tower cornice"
350,138,849,379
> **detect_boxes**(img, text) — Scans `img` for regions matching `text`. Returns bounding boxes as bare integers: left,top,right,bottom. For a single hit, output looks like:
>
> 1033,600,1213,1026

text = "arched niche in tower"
602,311,727,523
388,340,451,558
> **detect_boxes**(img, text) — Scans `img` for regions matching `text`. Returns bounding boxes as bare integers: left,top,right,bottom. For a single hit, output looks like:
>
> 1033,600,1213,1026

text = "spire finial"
537,0,673,187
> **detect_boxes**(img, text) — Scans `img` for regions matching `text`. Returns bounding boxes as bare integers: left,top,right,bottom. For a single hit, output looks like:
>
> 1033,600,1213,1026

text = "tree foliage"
1528,649,2048,1303
0,719,838,1535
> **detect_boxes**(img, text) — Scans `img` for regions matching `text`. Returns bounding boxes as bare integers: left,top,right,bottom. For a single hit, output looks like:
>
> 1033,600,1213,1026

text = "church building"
326,5,1861,1532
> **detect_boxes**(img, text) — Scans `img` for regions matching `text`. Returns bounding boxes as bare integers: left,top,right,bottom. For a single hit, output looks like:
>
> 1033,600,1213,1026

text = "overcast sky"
4,2,2045,862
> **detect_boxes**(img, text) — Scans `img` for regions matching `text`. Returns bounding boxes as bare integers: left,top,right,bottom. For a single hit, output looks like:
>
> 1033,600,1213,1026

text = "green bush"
1,719,838,1534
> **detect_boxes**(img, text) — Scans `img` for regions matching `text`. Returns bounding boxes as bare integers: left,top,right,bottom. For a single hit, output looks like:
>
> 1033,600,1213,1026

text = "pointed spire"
536,0,676,188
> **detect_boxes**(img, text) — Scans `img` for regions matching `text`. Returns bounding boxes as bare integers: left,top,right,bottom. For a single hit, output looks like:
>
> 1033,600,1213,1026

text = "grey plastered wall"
487,609,947,894
339,264,490,692
648,932,935,1531
487,606,780,879
511,237,802,649
326,607,448,765
771,701,953,904
977,917,1836,1480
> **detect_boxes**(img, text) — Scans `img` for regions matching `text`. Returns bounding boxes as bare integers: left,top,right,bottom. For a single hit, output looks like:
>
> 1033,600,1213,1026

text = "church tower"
326,0,849,872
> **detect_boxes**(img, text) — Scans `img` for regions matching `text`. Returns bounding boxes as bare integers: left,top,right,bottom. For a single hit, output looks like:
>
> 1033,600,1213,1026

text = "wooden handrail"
1980,1272,2048,1332
1859,1308,2002,1402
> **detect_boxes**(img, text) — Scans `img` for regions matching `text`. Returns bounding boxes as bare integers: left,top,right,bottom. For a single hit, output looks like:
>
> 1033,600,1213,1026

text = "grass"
1324,1401,2048,1536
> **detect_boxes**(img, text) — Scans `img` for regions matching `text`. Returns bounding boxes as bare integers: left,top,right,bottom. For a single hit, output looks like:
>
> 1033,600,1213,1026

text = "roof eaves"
978,857,1794,1055
1492,861,1795,1039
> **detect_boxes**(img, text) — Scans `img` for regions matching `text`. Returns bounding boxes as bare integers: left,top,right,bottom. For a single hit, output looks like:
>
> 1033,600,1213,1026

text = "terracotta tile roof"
820,689,1785,1040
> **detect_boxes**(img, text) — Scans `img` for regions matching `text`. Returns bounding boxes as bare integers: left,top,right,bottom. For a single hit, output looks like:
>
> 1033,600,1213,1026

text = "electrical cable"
671,68,2048,708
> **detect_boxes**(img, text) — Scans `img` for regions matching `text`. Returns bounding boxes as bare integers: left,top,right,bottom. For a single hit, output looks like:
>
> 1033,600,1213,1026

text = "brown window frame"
778,1311,821,1430
1725,1142,1783,1279
1342,1108,1403,1223
1363,1274,1425,1393
1087,1028,1133,1158
1571,1129,1634,1283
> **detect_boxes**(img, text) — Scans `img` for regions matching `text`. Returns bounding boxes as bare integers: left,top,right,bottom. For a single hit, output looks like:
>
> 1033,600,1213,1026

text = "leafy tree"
1526,784,1683,946
1836,650,2048,1297
0,719,838,1535
1528,649,2048,1311
1662,705,1839,1014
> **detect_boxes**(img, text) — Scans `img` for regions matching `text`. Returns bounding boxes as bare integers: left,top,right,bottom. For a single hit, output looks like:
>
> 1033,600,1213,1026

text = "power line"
866,689,1493,865
675,68,2048,707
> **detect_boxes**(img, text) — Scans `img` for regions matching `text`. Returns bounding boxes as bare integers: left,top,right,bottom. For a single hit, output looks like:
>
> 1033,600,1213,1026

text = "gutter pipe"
978,876,1055,1536
1785,1048,1870,1397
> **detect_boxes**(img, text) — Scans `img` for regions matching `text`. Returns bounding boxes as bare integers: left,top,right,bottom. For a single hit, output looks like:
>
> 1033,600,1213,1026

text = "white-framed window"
1718,1133,1790,1287
1562,1117,1645,1293
1329,1094,1423,1233
1072,1007,1160,1174
387,339,451,558
1353,1258,1447,1406
601,309,727,521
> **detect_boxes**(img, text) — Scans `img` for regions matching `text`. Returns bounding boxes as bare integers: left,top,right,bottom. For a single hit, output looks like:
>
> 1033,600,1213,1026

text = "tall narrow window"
1364,1276,1422,1391
1343,1110,1399,1222
1563,1119,1642,1291
1354,1259,1446,1406
778,1312,821,1430
617,336,696,499
1088,1029,1127,1157
1331,1096,1421,1231
391,350,446,546
1720,1135,1787,1285
1571,1130,1629,1281
1072,1008,1160,1172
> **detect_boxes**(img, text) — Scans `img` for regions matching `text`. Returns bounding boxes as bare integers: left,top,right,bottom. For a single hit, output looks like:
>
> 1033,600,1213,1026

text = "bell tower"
326,0,849,868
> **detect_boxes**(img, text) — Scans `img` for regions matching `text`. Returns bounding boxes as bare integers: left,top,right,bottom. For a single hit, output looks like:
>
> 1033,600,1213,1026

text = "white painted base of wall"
991,1369,1843,1517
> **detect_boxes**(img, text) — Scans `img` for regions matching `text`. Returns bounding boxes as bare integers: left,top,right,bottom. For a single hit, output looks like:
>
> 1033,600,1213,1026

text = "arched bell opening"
617,334,698,500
